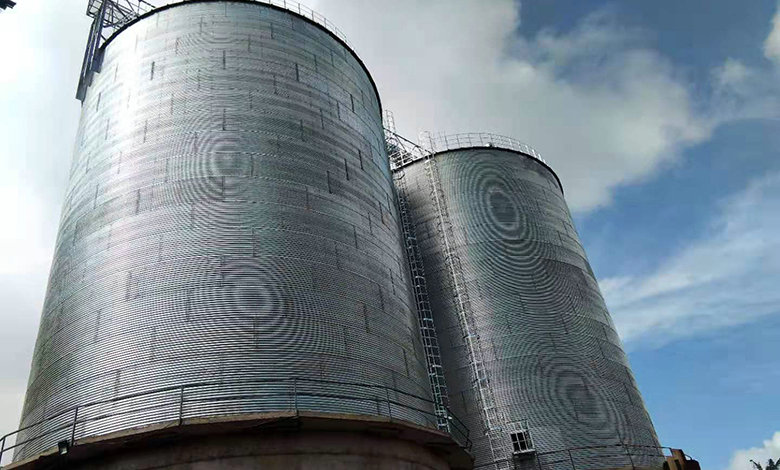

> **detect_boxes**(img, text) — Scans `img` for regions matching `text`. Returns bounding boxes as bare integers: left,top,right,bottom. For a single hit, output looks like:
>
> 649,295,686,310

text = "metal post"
178,385,185,425
70,407,79,444
385,388,392,419
1,435,6,464
618,435,635,470
568,449,576,470
292,377,297,412
625,444,636,470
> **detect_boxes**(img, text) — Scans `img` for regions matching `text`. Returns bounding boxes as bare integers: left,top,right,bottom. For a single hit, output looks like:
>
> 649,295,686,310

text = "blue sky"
525,1,780,468
0,1,778,469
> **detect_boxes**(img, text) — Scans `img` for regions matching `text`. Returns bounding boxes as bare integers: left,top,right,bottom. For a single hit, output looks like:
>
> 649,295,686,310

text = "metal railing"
384,124,508,465
78,0,357,101
117,0,356,50
420,132,546,165
0,377,470,466
386,130,428,170
386,112,451,431
254,0,355,50
475,443,682,470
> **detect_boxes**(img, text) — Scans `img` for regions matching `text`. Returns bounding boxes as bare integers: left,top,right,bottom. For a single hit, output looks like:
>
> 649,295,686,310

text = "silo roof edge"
99,0,383,114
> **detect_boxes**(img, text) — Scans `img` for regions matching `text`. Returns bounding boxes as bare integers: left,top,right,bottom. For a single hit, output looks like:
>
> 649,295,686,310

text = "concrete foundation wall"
6,412,472,470
69,431,451,470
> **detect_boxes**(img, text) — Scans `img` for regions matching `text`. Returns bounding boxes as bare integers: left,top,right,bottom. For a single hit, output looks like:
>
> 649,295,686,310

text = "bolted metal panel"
401,146,661,469
16,1,432,460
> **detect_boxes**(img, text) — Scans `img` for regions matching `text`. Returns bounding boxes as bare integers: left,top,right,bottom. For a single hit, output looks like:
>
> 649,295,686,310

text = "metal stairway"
385,119,510,467
418,132,510,468
385,113,451,430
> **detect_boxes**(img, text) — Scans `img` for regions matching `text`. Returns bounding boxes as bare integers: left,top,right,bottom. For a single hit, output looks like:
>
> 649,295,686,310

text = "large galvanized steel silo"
14,1,443,463
398,134,661,470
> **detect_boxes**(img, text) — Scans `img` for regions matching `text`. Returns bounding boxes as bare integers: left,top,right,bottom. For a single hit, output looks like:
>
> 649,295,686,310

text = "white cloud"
765,1,780,64
712,1,780,121
601,171,780,348
315,0,712,211
713,58,753,90
0,0,89,443
710,59,780,122
728,432,780,470
0,0,777,447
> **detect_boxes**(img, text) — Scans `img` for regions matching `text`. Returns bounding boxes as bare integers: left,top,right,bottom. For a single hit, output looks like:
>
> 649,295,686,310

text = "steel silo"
395,133,662,470
12,1,455,464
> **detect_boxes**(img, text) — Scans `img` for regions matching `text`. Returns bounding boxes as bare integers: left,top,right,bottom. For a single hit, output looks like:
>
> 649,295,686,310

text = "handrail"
0,377,471,466
259,0,355,51
386,130,549,172
78,0,357,101
386,128,564,194
130,0,355,51
473,443,694,470
420,132,546,164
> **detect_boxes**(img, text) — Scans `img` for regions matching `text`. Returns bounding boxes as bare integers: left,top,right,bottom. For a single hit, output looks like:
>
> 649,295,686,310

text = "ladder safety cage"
419,129,509,468
384,116,511,467
384,112,450,431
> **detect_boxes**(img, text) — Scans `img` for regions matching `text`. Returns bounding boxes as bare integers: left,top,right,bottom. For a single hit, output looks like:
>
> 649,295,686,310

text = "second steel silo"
394,133,662,470
9,2,470,468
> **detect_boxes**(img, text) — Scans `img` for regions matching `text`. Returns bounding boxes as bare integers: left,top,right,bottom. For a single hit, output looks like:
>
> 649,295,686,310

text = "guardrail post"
178,385,185,426
385,388,392,419
70,407,79,444
1,435,6,464
624,444,636,470
568,449,575,470
292,377,297,412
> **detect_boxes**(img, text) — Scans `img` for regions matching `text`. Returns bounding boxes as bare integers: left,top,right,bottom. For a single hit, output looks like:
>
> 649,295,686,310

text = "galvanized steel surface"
16,1,432,460
2,377,472,464
400,147,661,469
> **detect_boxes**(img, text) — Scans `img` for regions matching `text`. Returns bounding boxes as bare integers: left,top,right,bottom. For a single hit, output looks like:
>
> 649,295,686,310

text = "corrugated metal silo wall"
16,1,431,460
401,148,661,469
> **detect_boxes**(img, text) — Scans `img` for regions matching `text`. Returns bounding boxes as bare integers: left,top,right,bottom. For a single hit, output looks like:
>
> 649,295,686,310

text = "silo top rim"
114,0,354,49
421,132,545,164
397,132,563,194
100,0,381,110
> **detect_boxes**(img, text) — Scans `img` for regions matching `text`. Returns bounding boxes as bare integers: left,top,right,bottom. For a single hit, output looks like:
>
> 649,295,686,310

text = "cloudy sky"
1,0,779,468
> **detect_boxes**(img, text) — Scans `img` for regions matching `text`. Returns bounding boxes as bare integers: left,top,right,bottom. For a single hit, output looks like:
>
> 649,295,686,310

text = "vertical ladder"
385,114,450,430
420,132,509,468
396,172,451,430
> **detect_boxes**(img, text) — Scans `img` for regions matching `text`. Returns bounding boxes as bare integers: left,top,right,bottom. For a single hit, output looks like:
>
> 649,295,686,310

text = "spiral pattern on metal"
400,147,662,469
16,1,433,460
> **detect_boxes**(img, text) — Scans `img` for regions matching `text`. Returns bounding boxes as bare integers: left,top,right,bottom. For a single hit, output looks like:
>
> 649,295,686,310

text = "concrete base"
6,411,472,470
